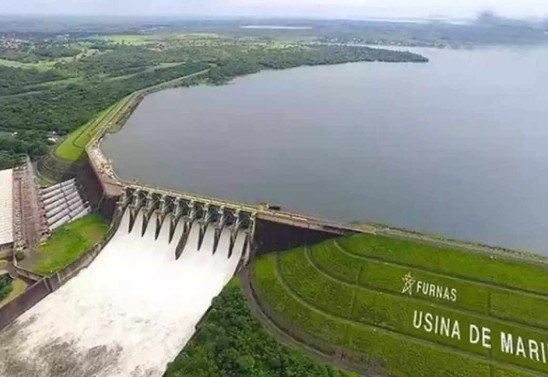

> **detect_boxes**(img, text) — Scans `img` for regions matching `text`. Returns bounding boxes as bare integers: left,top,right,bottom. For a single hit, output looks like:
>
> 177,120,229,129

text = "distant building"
47,131,60,143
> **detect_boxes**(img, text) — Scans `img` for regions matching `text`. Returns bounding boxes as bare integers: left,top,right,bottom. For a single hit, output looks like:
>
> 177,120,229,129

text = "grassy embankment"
54,95,133,161
251,233,548,377
31,213,108,275
164,279,357,377
53,63,210,163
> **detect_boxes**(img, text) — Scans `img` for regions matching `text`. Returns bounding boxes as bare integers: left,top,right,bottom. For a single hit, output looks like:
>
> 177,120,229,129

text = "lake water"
102,47,548,255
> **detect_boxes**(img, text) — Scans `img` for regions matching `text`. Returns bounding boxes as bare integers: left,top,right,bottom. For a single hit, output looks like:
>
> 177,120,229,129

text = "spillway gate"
113,187,255,258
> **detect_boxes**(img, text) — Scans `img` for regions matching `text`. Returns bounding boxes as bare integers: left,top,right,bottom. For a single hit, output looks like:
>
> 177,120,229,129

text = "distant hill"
1,16,547,47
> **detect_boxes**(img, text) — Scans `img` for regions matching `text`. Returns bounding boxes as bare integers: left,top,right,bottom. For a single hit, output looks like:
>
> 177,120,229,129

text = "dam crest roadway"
115,186,255,259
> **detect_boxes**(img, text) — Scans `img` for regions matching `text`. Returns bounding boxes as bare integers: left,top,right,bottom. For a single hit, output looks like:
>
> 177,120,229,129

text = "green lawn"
32,213,109,275
251,233,548,376
164,279,356,377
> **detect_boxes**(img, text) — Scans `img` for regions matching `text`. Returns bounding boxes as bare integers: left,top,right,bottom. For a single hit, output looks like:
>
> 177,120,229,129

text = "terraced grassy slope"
251,233,548,377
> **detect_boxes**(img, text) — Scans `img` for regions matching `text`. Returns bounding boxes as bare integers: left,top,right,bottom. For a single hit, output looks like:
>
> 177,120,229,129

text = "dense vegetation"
29,213,108,275
164,279,355,377
0,40,81,62
0,130,51,169
1,16,546,47
0,276,13,302
0,34,427,169
251,234,548,376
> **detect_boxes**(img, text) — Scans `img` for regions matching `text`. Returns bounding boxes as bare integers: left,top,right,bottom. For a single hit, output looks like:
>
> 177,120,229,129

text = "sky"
1,0,547,20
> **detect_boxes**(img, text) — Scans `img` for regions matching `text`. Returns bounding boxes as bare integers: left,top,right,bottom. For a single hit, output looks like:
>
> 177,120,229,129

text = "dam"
0,205,250,376
8,49,542,377
0,149,356,376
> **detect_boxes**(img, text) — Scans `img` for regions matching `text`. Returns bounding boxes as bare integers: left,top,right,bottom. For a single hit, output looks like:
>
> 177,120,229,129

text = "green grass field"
32,213,108,275
251,233,548,377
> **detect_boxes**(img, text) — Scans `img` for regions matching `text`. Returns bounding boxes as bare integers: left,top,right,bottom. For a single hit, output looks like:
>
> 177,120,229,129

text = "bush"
0,275,13,302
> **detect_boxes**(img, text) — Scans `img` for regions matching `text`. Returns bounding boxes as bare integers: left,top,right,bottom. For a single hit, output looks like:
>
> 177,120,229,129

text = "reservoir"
102,47,548,255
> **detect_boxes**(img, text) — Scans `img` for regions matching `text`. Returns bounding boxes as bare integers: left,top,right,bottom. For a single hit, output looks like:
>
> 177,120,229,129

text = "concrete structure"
72,98,364,262
40,179,90,231
114,186,255,256
84,142,360,261
0,169,13,252
12,159,49,251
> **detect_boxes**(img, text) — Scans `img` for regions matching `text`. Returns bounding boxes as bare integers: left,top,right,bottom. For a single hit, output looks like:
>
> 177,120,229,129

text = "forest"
0,35,427,169
164,280,355,377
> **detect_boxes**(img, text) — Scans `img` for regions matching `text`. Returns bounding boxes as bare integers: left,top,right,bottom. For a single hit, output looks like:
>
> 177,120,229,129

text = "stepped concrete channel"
0,117,358,376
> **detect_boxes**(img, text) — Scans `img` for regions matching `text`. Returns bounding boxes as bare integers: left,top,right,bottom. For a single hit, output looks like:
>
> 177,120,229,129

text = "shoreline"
85,61,548,264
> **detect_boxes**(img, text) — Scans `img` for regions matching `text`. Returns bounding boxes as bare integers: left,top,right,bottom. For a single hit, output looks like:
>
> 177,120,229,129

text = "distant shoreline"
240,25,313,30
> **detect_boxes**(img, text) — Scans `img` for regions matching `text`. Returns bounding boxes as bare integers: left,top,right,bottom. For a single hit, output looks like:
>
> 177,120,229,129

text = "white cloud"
2,0,547,19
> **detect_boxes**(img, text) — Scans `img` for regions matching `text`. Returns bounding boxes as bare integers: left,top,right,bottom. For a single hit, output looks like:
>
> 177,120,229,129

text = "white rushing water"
0,210,247,377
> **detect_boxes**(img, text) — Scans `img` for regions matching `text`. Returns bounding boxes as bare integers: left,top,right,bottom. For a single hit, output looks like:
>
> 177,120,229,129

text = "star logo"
402,273,416,296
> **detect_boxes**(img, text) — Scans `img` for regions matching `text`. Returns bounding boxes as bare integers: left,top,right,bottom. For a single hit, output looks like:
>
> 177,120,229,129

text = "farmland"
251,234,548,376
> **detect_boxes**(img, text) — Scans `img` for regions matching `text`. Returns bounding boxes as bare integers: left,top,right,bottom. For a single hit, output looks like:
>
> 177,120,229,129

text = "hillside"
251,233,548,377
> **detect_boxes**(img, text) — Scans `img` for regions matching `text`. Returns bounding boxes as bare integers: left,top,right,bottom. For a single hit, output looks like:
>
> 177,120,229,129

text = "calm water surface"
103,47,548,254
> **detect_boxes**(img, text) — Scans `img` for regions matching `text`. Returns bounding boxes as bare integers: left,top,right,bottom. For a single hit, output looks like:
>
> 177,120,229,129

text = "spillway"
0,209,248,377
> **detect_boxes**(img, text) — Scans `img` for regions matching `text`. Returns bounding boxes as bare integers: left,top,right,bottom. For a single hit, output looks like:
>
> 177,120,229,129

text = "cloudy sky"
2,0,547,19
